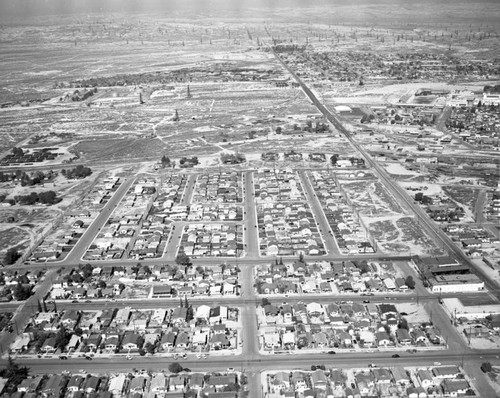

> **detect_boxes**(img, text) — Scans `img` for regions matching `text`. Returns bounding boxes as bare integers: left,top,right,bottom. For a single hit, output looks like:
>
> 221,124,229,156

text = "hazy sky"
0,0,323,19
0,0,494,22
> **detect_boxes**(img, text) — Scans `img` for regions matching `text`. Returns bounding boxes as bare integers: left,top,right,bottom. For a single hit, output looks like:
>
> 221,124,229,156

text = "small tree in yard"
481,362,492,373
175,250,192,266
405,275,416,289
168,362,184,373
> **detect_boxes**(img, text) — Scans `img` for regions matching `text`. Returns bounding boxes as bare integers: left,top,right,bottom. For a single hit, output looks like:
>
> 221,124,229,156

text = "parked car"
392,354,400,358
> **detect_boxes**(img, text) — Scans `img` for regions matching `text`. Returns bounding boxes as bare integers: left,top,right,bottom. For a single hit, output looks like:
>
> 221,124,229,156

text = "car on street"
327,351,336,354
392,354,400,358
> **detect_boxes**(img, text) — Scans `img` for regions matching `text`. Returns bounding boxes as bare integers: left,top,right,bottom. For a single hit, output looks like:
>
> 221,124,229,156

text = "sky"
0,0,495,22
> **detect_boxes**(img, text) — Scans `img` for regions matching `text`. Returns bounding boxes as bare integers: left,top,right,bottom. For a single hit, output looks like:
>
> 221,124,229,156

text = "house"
11,333,32,353
175,331,190,349
122,332,142,351
375,331,391,346
108,374,127,396
270,372,290,393
391,367,410,385
372,368,392,384
104,336,119,351
41,375,67,397
86,334,102,351
83,376,100,393
209,306,228,324
161,331,177,350
432,365,460,379
150,373,167,392
396,328,412,345
129,376,147,393
291,372,307,392
417,369,433,389
378,304,398,319
60,310,81,328
189,373,205,390
209,333,230,350
67,375,85,392
169,374,186,391
207,375,237,391
441,379,470,396
311,370,328,389
17,376,43,393
41,336,56,353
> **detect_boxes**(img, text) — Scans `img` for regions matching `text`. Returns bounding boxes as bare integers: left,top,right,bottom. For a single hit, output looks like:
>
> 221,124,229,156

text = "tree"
38,191,60,204
4,248,20,265
330,154,339,165
481,362,492,373
161,155,171,168
0,356,29,394
398,318,409,330
261,298,271,307
168,362,184,373
405,275,416,289
144,342,156,354
97,280,107,289
55,325,71,350
13,284,32,301
175,251,192,266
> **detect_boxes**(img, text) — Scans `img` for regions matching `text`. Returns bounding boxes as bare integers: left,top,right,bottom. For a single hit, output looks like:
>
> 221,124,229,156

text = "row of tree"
61,165,92,179
13,191,60,205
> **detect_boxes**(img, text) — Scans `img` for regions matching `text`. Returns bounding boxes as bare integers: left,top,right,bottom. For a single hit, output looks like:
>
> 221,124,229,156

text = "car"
434,362,441,366
126,356,133,360
327,351,336,355
85,356,92,361
182,353,188,359
368,364,377,368
59,355,68,360
227,368,234,372
363,300,370,303
85,300,92,303
71,300,79,303
406,349,418,353
392,354,400,358
311,364,326,371
79,370,87,374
